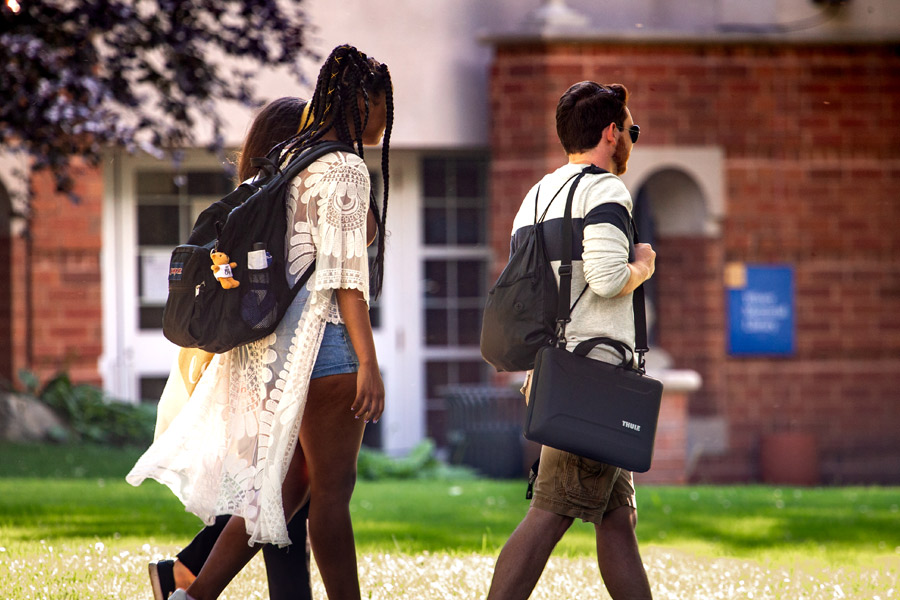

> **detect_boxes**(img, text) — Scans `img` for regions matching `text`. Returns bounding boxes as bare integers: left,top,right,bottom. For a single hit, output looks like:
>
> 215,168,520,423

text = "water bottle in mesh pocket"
241,243,278,330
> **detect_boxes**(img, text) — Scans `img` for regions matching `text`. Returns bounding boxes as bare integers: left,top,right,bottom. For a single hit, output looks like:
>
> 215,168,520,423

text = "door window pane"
137,205,181,246
423,207,448,245
419,152,491,448
140,376,168,404
425,308,449,346
422,158,446,197
425,361,449,401
186,171,233,196
136,172,178,196
455,159,484,198
458,308,482,346
456,207,484,245
425,359,492,446
139,306,166,330
422,156,488,247
136,168,235,330
425,360,491,404
424,261,448,298
456,260,485,298
423,259,487,348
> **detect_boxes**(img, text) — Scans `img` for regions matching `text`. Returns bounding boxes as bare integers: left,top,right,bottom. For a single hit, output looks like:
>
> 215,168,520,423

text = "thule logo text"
622,420,641,432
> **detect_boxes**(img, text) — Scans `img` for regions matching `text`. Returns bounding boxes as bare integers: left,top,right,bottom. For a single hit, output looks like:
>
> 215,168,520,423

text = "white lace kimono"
127,151,371,547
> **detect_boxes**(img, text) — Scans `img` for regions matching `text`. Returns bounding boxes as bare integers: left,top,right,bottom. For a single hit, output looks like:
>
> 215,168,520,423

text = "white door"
366,150,492,455
101,150,235,403
367,150,425,454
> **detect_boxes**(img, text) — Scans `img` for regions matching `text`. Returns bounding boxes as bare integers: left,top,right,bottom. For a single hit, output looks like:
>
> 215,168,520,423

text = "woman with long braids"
128,45,394,600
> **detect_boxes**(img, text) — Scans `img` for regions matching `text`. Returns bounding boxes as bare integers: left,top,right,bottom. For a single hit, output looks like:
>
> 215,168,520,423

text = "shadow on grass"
0,479,203,542
0,442,147,479
636,486,900,555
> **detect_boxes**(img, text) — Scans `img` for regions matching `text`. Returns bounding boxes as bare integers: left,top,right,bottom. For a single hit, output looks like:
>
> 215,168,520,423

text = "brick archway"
635,167,726,417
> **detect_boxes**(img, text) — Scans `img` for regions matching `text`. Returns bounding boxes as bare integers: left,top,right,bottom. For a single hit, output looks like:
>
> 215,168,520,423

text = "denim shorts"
311,323,359,379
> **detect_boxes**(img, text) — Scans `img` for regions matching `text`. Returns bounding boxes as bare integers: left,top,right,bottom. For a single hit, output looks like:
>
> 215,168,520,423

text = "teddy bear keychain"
210,250,240,289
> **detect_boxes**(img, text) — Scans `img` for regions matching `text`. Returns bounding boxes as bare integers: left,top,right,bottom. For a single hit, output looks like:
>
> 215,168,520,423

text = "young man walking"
487,82,656,600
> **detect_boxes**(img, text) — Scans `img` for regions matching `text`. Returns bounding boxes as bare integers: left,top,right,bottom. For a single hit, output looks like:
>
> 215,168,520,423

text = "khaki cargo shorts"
530,445,637,525
521,372,637,525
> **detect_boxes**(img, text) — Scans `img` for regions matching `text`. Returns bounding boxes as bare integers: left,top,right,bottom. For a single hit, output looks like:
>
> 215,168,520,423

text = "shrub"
357,439,478,481
24,371,156,446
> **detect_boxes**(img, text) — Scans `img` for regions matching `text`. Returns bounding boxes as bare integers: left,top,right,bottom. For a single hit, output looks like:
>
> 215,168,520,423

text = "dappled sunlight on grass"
0,541,896,599
0,540,270,600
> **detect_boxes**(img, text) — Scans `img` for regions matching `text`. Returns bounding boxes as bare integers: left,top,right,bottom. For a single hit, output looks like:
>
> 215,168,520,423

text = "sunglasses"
616,124,640,144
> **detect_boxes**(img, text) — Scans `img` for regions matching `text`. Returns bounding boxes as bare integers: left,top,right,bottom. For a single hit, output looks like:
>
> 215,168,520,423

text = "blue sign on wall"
726,264,795,356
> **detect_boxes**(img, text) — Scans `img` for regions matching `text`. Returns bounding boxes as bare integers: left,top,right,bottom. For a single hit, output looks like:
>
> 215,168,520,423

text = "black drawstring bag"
480,169,594,372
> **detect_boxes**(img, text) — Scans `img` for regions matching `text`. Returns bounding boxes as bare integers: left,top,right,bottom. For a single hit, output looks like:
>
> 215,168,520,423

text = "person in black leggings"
148,97,316,600
150,506,311,600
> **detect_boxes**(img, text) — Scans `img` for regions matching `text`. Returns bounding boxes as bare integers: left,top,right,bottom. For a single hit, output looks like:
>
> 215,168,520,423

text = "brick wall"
9,226,26,387
20,160,105,387
0,227,10,383
635,388,688,485
653,236,726,416
489,41,900,483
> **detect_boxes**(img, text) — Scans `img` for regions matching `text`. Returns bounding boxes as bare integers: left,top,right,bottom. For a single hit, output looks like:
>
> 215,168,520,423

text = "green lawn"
1,443,898,599
350,480,900,567
1,442,898,567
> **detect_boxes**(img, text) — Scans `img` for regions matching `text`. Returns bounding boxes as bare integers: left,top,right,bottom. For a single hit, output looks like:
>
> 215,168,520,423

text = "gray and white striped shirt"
510,162,636,366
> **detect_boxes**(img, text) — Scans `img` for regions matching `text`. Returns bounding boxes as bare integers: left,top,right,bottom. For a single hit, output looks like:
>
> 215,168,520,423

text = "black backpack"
162,141,353,353
480,166,600,372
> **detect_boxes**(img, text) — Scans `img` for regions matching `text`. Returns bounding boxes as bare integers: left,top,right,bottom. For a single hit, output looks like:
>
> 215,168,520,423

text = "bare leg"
299,372,366,600
486,507,574,600
595,506,652,600
185,436,311,600
173,560,196,590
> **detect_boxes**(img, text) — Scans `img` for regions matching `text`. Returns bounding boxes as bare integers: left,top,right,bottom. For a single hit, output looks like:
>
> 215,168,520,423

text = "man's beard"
612,135,630,175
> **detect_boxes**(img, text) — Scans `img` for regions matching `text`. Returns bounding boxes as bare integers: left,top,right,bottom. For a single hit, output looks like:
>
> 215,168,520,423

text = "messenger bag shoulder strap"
556,166,650,370
629,218,650,369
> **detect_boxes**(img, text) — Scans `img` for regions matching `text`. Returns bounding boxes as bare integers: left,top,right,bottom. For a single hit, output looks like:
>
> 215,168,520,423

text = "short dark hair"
556,82,629,154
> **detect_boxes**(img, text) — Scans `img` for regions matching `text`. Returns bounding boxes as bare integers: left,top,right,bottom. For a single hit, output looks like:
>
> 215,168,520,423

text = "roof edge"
478,29,900,47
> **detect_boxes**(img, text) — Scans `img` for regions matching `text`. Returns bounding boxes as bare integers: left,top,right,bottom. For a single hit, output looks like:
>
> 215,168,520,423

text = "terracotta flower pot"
760,432,819,486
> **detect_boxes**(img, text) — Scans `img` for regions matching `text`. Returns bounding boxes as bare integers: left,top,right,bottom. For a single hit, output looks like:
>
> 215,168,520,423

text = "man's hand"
615,243,657,297
634,243,656,281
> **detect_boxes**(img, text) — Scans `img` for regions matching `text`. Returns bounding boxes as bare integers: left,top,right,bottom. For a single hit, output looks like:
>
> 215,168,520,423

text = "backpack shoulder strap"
250,157,278,178
532,185,541,224
537,173,579,225
279,141,356,182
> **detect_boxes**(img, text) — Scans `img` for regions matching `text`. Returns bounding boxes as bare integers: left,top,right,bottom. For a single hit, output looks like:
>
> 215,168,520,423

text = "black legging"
177,503,312,600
